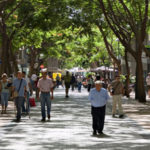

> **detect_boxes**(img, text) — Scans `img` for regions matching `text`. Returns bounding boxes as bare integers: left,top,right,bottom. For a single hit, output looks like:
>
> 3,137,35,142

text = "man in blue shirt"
88,80,110,135
12,71,27,122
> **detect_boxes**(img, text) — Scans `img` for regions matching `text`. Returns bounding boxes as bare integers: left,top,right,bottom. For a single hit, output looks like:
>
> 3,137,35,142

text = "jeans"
88,84,92,92
22,91,30,113
1,92,9,107
78,82,82,92
40,92,51,119
71,83,75,91
56,80,60,88
15,97,24,120
91,105,106,132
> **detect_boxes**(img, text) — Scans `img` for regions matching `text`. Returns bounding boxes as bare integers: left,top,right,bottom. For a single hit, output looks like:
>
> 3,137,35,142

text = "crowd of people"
55,72,110,95
0,69,135,136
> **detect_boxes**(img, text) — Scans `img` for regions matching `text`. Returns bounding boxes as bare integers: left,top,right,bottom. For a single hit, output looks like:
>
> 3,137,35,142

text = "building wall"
121,35,150,79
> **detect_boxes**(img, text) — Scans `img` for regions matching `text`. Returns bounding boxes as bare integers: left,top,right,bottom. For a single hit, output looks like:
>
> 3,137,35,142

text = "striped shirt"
37,78,53,92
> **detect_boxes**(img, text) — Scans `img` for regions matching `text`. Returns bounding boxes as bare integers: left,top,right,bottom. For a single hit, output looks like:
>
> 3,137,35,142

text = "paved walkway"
0,88,150,150
122,92,150,130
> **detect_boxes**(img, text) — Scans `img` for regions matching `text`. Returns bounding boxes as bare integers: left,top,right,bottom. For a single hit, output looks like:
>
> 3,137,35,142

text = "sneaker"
93,130,97,135
13,119,20,122
41,118,46,122
66,95,69,98
22,112,26,116
119,114,124,118
98,131,104,135
16,119,21,122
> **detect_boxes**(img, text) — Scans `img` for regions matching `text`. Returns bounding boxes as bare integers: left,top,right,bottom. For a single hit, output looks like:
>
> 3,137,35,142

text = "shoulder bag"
13,79,23,98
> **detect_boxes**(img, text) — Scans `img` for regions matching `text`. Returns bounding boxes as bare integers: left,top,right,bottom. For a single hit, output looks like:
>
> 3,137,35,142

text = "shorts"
65,83,70,89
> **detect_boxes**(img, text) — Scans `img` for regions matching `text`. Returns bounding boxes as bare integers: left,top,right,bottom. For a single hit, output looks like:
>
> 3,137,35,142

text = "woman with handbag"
37,69,54,122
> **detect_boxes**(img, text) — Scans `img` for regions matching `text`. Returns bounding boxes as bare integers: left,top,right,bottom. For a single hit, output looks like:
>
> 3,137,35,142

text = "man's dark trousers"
15,97,24,120
91,105,106,132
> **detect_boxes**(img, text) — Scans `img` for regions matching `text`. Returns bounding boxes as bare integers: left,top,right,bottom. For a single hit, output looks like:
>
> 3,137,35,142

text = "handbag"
13,91,19,97
29,97,36,107
13,79,23,98
111,82,120,95
111,88,115,95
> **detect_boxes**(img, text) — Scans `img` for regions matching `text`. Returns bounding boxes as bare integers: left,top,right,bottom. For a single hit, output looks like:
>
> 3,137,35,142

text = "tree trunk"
117,62,121,75
9,46,18,75
113,62,116,79
1,37,16,75
1,33,8,74
7,39,13,75
0,26,14,76
124,50,130,98
135,55,146,102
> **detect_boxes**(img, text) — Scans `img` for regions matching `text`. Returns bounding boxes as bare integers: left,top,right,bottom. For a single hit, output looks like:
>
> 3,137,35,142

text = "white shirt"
37,78,53,92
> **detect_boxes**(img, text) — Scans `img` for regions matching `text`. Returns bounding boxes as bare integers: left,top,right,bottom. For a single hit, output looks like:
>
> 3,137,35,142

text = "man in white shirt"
37,68,54,122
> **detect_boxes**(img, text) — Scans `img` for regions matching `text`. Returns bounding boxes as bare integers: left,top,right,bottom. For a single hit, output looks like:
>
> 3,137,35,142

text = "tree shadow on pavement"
0,88,150,150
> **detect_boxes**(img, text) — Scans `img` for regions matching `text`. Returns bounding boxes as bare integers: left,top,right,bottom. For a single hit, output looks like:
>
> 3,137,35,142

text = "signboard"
47,57,58,72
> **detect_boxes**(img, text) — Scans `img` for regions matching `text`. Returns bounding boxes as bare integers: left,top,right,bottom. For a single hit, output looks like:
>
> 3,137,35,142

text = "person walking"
96,73,101,80
77,75,82,92
0,73,10,114
88,81,110,135
22,71,32,115
37,69,54,122
56,74,60,88
63,71,71,98
87,75,94,92
146,72,150,98
12,71,27,122
71,74,76,91
108,75,124,118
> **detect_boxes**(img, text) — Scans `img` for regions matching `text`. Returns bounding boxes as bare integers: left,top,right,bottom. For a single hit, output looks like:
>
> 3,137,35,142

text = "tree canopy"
0,0,150,101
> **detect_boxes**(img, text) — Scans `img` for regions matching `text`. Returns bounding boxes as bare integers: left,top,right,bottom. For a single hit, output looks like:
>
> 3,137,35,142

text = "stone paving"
0,88,150,150
122,92,150,131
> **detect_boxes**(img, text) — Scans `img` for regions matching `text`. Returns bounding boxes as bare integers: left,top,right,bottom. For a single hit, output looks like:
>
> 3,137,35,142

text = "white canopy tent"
91,66,117,72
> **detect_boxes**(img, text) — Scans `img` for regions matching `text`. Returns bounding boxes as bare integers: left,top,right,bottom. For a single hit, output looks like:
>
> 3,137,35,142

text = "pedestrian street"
0,87,150,150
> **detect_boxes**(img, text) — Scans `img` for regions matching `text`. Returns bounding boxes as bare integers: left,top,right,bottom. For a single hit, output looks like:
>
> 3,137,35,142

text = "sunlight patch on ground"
0,88,150,149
